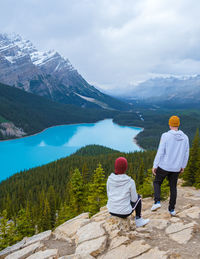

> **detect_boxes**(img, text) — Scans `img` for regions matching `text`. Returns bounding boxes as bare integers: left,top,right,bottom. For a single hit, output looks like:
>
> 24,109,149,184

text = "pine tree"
39,199,51,232
88,163,107,215
69,168,84,216
127,162,135,179
82,162,90,183
137,159,145,187
194,150,200,188
0,210,17,250
183,129,199,186
0,210,9,249
56,202,71,227
4,194,13,218
138,169,154,198
47,186,56,228
15,206,35,240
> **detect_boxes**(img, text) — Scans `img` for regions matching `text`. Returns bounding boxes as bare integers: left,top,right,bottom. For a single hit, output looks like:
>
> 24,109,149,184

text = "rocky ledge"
0,183,200,259
0,122,26,138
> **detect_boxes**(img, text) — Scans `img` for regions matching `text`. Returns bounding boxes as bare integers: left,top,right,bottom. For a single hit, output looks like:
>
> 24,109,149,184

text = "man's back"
153,130,189,172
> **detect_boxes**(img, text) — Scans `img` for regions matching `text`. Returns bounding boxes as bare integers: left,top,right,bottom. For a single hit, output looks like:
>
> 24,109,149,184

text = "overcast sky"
1,0,200,93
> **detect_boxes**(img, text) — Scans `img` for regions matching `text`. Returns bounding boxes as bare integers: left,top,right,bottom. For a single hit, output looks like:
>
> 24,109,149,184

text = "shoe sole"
169,212,176,217
136,220,150,228
151,206,161,211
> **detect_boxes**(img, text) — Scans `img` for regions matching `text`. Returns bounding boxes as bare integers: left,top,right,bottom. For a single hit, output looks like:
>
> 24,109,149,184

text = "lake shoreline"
133,128,145,151
0,120,104,143
0,119,144,150
0,119,143,182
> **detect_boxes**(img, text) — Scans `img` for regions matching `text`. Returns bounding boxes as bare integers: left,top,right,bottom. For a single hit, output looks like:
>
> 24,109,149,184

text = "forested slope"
0,145,156,249
0,83,116,139
114,108,200,149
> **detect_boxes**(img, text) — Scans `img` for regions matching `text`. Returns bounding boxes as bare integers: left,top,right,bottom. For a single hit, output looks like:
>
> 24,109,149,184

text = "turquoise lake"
0,119,142,182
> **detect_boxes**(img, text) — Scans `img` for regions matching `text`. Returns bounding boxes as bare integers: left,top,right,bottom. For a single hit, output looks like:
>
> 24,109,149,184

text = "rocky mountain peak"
0,33,128,110
1,182,200,258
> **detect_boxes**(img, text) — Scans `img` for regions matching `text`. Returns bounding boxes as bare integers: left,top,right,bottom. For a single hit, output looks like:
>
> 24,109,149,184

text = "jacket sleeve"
153,133,166,168
130,179,138,202
182,137,190,168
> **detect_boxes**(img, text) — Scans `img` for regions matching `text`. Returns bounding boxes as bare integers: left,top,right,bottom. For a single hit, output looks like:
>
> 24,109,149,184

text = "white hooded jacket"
106,173,138,215
153,130,189,172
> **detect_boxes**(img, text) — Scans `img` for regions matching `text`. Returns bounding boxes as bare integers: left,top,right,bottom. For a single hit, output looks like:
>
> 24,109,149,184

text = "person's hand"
152,168,157,176
180,168,184,174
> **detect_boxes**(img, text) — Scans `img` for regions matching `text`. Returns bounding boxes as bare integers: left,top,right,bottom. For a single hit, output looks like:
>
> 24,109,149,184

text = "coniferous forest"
0,145,157,249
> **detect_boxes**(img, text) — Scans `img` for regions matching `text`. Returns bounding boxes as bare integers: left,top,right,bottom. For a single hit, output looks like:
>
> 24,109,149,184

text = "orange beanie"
169,116,180,127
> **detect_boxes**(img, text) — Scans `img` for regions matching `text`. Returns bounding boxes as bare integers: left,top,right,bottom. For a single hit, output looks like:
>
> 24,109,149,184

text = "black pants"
154,167,179,211
110,195,142,218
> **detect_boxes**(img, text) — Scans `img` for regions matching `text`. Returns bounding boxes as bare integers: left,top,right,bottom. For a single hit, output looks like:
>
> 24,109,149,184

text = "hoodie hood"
108,173,131,187
168,130,185,141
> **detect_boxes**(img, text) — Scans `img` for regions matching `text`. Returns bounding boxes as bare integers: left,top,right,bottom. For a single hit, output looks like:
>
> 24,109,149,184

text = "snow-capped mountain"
126,75,200,104
0,33,128,110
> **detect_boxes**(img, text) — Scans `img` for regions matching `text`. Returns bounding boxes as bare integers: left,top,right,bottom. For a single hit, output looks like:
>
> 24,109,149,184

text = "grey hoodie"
106,173,138,215
153,130,189,172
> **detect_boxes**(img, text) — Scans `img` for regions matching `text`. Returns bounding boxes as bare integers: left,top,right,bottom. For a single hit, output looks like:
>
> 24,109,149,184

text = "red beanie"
115,157,128,174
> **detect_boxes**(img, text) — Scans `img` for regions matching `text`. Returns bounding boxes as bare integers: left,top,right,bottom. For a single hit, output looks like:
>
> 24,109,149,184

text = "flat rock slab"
0,231,52,259
166,222,195,235
109,236,129,250
43,238,75,257
169,217,181,223
178,206,200,219
5,242,43,259
59,254,95,259
54,213,90,239
183,189,200,200
169,227,194,244
76,222,105,244
25,230,52,247
27,249,58,259
99,240,150,259
147,219,169,230
0,239,26,259
75,236,107,257
166,222,196,244
137,247,167,259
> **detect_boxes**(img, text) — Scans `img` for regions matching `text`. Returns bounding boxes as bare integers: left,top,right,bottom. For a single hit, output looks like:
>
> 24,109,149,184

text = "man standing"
151,116,189,216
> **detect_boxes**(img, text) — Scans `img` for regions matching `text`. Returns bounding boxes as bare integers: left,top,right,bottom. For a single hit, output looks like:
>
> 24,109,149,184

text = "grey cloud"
0,0,200,92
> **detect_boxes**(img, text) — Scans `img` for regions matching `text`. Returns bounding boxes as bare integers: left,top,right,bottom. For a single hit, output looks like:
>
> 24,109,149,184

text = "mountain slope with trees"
0,33,130,111
0,82,117,140
0,145,156,249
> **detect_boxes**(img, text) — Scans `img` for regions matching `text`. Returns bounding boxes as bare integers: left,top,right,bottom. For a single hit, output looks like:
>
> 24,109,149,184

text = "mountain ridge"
122,75,200,105
0,33,129,111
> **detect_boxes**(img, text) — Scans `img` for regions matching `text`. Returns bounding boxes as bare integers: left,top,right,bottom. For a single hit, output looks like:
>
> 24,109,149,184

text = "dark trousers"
154,167,179,211
110,195,142,218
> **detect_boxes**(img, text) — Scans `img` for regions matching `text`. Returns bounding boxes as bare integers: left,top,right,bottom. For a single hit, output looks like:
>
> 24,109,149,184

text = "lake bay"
0,119,142,182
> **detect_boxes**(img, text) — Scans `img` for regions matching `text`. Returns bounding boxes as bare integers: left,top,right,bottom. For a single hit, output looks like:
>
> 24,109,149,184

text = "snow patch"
75,93,113,110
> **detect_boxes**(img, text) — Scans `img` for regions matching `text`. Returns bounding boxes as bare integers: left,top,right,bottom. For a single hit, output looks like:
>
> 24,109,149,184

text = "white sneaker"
151,203,161,211
169,210,176,216
135,217,150,228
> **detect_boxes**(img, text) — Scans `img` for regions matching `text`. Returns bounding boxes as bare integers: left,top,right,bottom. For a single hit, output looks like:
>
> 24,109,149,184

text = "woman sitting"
106,157,149,227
